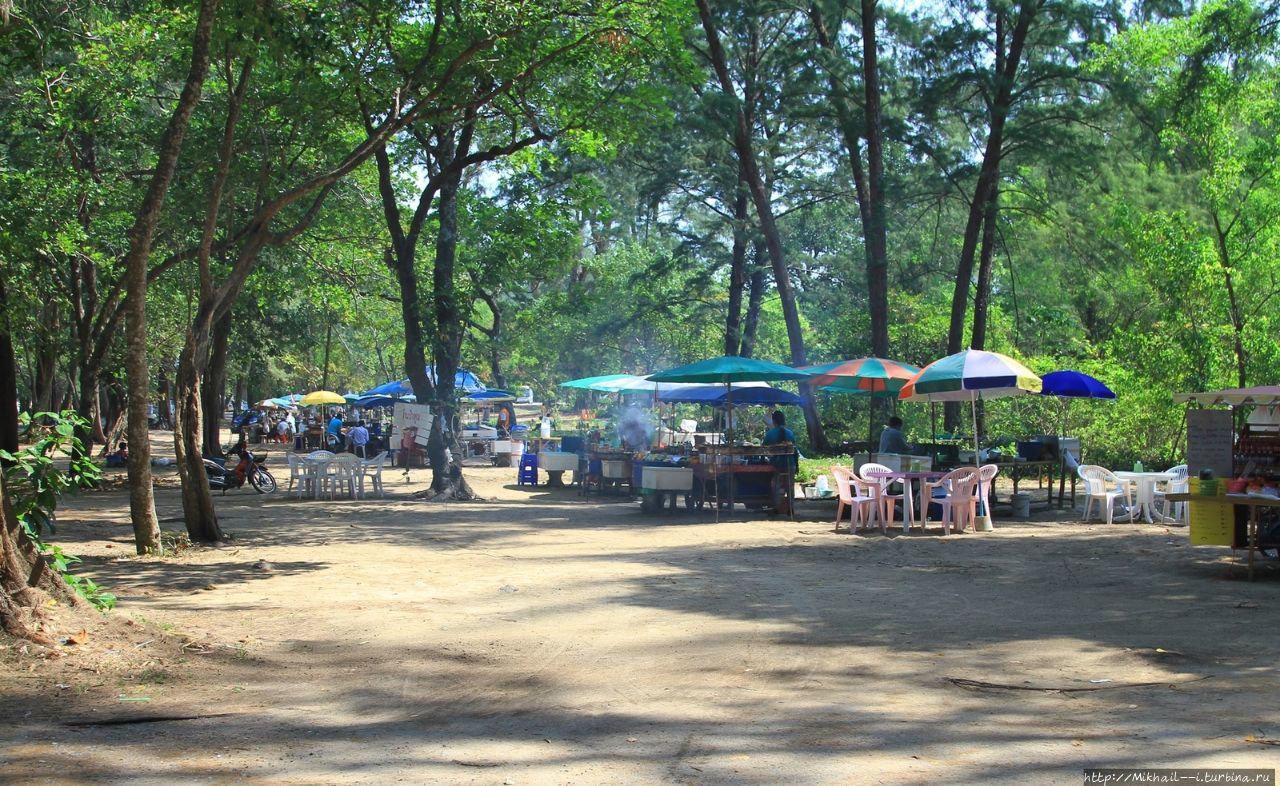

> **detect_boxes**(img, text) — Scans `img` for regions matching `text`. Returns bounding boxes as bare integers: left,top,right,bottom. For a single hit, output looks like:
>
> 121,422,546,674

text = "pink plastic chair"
977,464,1000,528
922,467,980,535
832,467,878,534
859,463,908,532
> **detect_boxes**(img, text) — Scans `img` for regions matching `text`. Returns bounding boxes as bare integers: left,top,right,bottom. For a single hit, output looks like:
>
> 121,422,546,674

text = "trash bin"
1011,492,1031,519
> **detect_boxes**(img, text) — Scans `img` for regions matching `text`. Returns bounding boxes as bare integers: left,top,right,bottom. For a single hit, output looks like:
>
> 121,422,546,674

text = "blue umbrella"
1040,370,1116,400
1040,370,1115,445
361,367,485,398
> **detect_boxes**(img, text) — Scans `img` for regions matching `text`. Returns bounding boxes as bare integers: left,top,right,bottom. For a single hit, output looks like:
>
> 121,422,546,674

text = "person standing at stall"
763,410,799,515
879,416,912,454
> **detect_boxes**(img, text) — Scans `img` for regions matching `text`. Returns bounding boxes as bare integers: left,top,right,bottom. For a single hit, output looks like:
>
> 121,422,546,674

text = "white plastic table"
1114,470,1176,523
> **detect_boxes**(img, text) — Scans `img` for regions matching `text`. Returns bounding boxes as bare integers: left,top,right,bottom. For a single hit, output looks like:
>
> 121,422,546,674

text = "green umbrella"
648,356,813,442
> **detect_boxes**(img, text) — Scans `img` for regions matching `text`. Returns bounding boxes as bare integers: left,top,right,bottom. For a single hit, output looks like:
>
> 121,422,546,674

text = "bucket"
1010,492,1031,519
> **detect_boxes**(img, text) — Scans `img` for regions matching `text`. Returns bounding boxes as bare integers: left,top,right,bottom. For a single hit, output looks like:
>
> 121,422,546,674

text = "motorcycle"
204,449,277,494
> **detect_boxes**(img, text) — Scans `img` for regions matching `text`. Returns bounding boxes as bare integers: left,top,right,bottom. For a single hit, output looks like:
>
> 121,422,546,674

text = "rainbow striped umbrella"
808,357,920,396
899,349,1041,466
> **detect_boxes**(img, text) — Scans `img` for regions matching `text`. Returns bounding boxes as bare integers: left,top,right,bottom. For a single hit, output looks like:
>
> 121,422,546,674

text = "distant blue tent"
462,389,515,402
360,367,485,398
658,384,801,406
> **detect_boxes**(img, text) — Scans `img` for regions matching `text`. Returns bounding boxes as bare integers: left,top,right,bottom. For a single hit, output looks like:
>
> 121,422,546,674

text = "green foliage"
0,411,114,611
1,412,101,536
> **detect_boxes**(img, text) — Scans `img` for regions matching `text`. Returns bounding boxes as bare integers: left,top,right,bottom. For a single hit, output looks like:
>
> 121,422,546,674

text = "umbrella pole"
971,396,981,469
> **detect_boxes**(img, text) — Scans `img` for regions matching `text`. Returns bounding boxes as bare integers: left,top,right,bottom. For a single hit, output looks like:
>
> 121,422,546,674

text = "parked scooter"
204,448,276,494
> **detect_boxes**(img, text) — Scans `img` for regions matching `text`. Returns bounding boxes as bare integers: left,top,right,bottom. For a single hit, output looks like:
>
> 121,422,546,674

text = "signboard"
392,402,433,448
1186,409,1234,480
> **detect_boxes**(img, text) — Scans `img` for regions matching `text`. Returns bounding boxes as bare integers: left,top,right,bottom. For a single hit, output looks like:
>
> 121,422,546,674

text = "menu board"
1186,409,1234,479
392,402,433,447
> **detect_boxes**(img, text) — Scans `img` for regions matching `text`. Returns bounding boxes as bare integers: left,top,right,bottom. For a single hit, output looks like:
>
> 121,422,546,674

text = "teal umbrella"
648,356,813,442
559,374,637,393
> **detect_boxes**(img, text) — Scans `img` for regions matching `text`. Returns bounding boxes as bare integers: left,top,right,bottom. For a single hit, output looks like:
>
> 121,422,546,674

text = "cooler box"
602,460,630,479
539,451,579,472
641,466,693,491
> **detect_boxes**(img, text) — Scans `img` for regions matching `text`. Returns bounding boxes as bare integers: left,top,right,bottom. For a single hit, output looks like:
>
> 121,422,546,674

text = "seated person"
762,410,799,513
346,419,370,456
276,419,290,444
326,411,345,449
105,441,129,467
878,415,912,454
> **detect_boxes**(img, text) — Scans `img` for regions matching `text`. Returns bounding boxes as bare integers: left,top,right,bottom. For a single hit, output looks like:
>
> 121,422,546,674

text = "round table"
1114,470,1176,523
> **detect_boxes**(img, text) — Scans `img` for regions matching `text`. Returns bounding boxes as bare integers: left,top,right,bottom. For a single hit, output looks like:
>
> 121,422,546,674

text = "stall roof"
1173,385,1280,406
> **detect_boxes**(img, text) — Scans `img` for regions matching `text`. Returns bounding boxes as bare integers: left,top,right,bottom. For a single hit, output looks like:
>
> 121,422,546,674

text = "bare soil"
2,433,1278,784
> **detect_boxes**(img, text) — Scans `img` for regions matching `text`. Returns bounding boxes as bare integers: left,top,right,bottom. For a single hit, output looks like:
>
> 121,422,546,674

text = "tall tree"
696,0,829,450
123,0,221,554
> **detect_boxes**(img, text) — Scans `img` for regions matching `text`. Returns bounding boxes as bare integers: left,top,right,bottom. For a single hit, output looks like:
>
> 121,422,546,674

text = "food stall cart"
1174,386,1280,578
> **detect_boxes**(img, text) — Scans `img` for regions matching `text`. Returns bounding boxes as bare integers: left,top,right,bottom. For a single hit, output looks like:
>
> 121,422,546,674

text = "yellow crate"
1187,479,1235,546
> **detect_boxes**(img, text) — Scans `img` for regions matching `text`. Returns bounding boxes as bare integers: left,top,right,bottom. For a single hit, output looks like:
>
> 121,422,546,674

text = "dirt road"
3,459,1278,784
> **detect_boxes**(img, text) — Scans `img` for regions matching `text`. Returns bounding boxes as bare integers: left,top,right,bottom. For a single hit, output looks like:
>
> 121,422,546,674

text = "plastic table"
1114,470,1177,523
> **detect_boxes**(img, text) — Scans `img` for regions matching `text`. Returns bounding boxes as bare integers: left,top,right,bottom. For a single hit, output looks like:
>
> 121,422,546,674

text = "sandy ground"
2,432,1279,784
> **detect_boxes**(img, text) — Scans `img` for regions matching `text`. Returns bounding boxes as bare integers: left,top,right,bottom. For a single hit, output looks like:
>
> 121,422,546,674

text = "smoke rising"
615,406,653,450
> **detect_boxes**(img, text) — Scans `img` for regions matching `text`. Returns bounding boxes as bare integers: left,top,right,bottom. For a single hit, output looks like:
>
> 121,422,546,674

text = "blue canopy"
659,384,801,406
353,395,414,408
360,367,485,398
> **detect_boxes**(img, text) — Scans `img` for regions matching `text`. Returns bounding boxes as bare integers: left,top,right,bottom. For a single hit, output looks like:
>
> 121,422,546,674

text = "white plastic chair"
1154,464,1189,523
303,450,336,499
322,454,361,499
357,452,388,499
832,467,877,534
1078,465,1133,525
860,463,907,532
922,467,980,535
286,453,307,497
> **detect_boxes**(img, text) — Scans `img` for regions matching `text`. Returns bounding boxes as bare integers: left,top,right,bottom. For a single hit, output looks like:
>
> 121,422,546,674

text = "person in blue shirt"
762,410,798,514
879,415,912,454
326,411,345,449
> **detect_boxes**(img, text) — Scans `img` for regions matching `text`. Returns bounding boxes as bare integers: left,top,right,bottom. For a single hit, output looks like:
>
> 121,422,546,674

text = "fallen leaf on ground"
67,630,90,645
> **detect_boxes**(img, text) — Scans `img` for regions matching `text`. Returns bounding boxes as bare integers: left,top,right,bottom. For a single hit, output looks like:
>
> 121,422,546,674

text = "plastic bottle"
1134,459,1143,473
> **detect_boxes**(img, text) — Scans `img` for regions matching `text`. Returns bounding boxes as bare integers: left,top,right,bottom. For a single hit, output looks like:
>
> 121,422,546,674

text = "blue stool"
517,453,539,486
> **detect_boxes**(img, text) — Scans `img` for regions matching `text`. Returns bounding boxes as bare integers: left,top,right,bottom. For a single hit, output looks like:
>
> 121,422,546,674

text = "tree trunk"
970,184,999,352
123,0,219,553
320,321,333,392
74,363,101,457
942,2,1035,430
1211,214,1248,388
201,309,233,456
739,252,767,358
32,300,59,415
174,330,221,543
426,136,475,500
724,177,749,356
859,0,889,361
0,283,18,455
697,0,829,452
